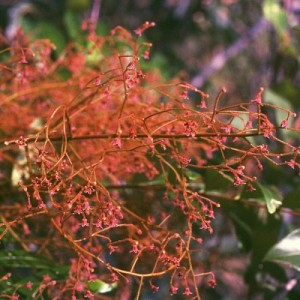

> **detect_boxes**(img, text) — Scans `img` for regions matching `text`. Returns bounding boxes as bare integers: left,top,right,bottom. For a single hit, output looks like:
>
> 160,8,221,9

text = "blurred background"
1,1,300,299
1,0,300,102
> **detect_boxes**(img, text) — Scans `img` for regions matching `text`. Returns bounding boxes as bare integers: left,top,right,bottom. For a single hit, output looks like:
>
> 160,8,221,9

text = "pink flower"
80,217,89,227
43,274,51,282
108,244,118,254
177,154,191,168
150,282,159,293
280,119,288,128
255,158,263,170
84,290,94,298
258,144,269,153
183,286,193,295
95,76,102,86
134,28,142,36
75,282,85,292
170,285,178,295
234,175,245,186
143,50,150,59
134,21,155,36
111,273,119,282
130,242,139,253
49,280,57,286
20,50,28,64
112,137,122,148
25,281,33,290
23,223,31,235
184,120,198,137
16,136,27,147
221,124,232,134
247,183,256,191
198,99,207,108
196,238,203,244
287,159,299,169
251,87,264,105
208,278,217,288
181,89,189,100
83,183,95,195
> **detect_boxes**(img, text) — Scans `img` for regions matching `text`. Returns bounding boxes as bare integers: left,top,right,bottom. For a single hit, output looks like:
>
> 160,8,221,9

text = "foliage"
0,3,300,300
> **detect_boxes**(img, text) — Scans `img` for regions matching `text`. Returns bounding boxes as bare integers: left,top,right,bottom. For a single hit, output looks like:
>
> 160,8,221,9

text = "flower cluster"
0,22,299,300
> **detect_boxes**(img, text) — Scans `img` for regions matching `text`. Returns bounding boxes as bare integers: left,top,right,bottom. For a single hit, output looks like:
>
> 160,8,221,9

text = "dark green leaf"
273,81,300,109
0,250,57,269
228,208,253,251
262,261,287,282
96,21,111,36
282,188,300,210
64,11,81,40
205,170,232,194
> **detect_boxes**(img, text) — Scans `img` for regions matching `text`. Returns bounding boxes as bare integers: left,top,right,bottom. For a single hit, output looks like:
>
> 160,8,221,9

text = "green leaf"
96,21,111,36
264,229,300,270
0,266,69,297
226,201,281,266
262,261,288,282
86,43,104,66
263,0,289,37
228,209,253,251
204,170,233,194
88,279,118,294
135,173,166,186
64,11,81,40
184,169,200,181
67,0,90,11
240,182,282,214
21,19,67,53
273,80,300,109
263,89,293,128
0,250,57,269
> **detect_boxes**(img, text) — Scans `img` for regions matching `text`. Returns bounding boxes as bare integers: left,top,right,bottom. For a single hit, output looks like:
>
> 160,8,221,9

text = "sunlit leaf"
88,279,118,294
263,0,289,37
240,182,282,214
86,44,104,66
264,229,300,270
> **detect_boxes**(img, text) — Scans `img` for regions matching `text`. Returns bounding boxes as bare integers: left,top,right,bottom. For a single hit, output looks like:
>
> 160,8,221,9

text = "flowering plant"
0,21,299,299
